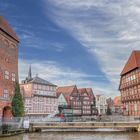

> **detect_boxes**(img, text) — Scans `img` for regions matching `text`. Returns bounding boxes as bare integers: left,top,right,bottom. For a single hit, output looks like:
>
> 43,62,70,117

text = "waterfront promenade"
29,121,140,132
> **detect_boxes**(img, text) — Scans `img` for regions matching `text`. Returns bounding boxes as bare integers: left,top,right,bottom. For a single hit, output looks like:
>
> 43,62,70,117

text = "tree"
11,82,24,117
106,105,112,115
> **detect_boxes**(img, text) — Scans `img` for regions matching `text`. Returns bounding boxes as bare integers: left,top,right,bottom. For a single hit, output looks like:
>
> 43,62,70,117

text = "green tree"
12,82,24,117
106,105,112,115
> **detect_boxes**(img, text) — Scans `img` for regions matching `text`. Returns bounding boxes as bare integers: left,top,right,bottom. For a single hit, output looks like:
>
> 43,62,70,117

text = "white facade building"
20,67,58,120
95,95,107,115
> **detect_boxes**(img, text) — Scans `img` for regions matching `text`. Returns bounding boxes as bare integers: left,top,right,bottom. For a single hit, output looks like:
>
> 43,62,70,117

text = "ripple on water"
0,132,140,140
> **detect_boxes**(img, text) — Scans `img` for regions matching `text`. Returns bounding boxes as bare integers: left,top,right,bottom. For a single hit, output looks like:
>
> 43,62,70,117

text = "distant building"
57,85,97,116
119,50,140,116
78,88,96,115
0,16,19,118
95,95,107,115
20,67,58,119
113,96,122,114
106,97,114,113
57,85,82,116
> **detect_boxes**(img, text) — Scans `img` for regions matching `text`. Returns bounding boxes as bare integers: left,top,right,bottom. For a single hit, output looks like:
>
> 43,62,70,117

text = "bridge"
29,121,140,132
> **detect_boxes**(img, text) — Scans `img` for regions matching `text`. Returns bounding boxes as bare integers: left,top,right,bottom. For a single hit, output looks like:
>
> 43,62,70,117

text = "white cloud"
19,59,114,96
43,0,140,94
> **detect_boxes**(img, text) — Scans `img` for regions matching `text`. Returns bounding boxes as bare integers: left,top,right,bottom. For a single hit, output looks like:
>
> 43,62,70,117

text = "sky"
1,0,140,97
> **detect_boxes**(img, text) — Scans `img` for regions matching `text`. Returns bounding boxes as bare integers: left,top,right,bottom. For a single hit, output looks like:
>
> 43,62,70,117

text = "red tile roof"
78,88,87,94
0,16,19,42
121,50,140,75
57,85,76,95
78,88,94,102
56,85,78,104
86,88,95,97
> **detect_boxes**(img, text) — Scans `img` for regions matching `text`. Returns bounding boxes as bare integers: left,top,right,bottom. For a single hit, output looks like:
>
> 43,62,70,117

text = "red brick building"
119,50,140,116
0,16,19,118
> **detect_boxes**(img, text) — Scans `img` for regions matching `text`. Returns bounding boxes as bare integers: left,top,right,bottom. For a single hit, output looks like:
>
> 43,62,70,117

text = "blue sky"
1,0,140,97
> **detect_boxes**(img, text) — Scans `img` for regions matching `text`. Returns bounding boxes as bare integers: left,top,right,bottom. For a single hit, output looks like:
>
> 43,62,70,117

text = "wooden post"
137,124,140,132
29,124,33,133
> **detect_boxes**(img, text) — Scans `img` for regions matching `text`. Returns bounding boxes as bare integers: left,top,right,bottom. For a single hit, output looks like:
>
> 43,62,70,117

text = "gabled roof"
121,50,140,75
78,88,87,94
86,88,95,98
28,76,56,86
56,85,78,103
56,85,78,104
57,85,77,95
0,16,19,42
78,88,94,101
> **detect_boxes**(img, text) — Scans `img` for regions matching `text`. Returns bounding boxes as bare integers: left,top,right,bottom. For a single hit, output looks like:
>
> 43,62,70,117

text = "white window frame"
5,70,9,79
12,73,16,81
3,89,8,98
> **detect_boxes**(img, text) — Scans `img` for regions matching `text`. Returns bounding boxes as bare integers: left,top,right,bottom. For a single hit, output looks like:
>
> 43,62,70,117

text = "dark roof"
0,16,19,42
29,76,57,86
121,50,140,75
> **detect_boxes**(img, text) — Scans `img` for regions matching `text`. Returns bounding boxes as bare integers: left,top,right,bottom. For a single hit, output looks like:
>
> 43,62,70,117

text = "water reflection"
0,132,140,140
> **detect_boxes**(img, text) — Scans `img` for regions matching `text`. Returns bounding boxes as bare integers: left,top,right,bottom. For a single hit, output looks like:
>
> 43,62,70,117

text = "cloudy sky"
1,0,140,97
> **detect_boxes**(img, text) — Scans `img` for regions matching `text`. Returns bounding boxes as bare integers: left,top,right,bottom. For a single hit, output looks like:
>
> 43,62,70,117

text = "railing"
28,115,140,123
0,117,24,134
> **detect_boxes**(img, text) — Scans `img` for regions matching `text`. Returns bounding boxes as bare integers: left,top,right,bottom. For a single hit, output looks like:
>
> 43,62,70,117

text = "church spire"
27,65,32,81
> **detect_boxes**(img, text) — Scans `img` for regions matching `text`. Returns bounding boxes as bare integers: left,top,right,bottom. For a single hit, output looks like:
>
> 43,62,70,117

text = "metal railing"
28,115,140,123
0,117,24,134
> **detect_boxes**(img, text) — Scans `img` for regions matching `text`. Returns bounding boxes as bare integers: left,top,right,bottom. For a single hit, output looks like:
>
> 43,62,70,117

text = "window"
38,85,41,90
3,89,8,98
134,104,138,112
12,73,16,81
33,84,37,89
5,71,9,79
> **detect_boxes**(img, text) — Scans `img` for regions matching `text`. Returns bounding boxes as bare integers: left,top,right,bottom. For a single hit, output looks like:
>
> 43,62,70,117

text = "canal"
0,132,140,140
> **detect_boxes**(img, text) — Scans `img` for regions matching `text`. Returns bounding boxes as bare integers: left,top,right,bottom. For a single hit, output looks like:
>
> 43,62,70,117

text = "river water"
0,132,140,140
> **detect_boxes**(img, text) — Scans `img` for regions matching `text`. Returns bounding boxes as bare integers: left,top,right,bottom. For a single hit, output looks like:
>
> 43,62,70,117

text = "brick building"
20,67,58,120
119,50,140,116
0,16,19,118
